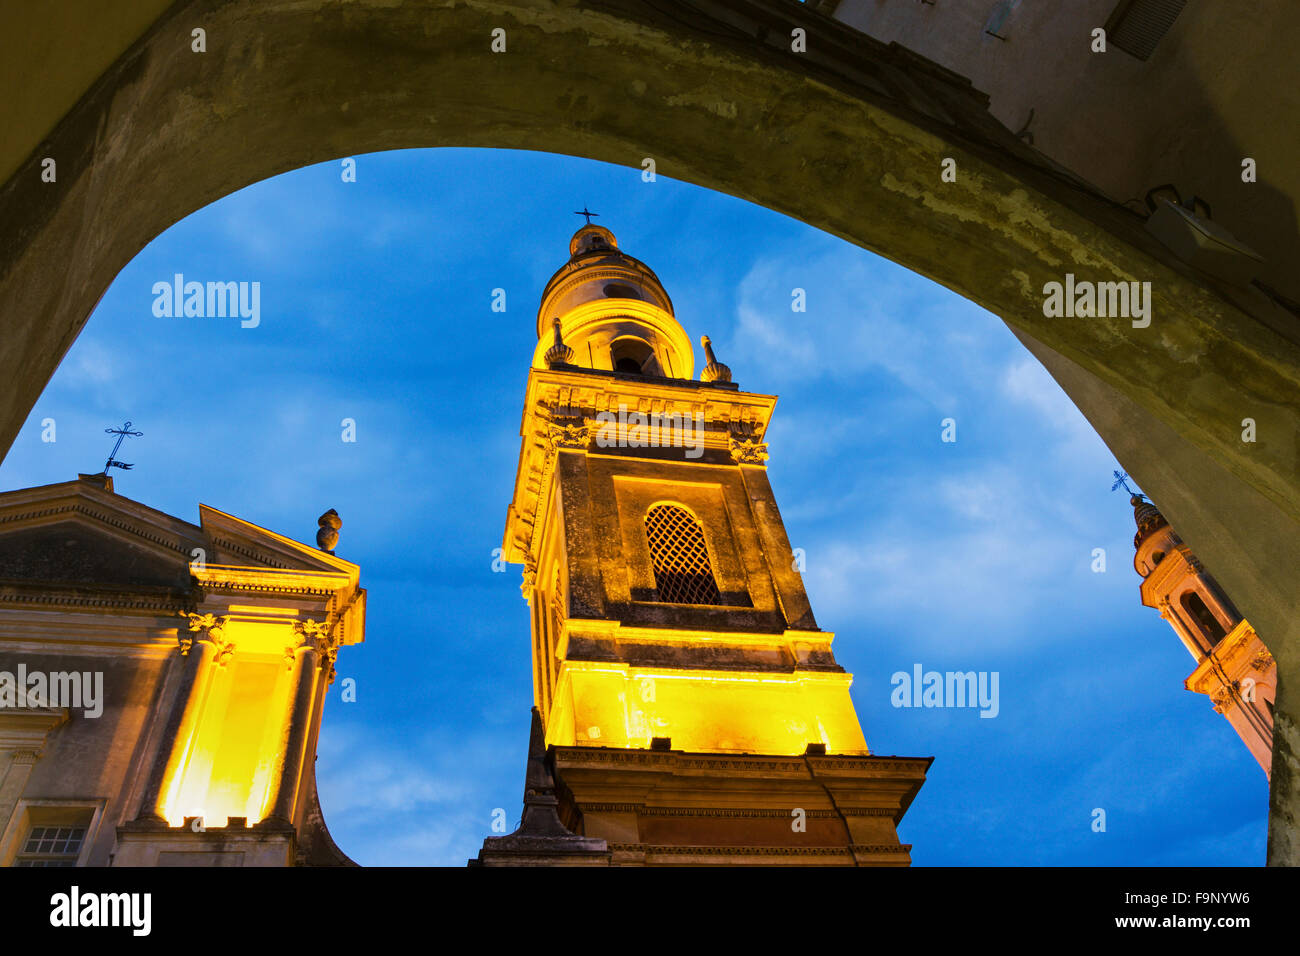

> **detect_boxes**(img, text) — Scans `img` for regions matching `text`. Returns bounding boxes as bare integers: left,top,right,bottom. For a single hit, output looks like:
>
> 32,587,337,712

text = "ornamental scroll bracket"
521,555,539,602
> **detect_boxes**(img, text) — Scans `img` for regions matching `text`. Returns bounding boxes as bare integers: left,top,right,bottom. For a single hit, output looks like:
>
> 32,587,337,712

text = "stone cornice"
560,657,853,684
806,755,933,774
0,580,191,614
565,619,834,647
607,842,909,856
557,749,812,773
554,747,928,775
525,368,775,424
1185,619,1274,698
503,369,778,564
582,804,843,818
0,706,69,751
190,565,354,598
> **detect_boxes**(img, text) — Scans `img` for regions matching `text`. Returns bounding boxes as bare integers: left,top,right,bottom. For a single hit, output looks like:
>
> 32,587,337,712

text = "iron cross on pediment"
102,421,143,473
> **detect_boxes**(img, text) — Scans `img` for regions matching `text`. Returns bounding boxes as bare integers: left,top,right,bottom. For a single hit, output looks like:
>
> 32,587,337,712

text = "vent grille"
1107,0,1186,61
645,505,722,605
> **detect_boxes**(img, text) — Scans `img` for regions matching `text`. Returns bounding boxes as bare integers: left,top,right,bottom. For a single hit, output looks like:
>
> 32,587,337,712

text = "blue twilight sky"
0,148,1267,865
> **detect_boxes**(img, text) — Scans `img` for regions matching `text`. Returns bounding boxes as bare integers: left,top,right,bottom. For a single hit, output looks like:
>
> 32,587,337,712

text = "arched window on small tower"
644,504,723,605
603,282,641,300
610,338,659,376
1181,590,1227,650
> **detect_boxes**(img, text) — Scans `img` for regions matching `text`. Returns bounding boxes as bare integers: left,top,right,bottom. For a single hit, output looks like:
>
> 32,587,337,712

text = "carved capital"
1252,649,1274,672
294,619,341,684
178,611,233,664
179,611,225,644
728,434,769,465
546,418,591,451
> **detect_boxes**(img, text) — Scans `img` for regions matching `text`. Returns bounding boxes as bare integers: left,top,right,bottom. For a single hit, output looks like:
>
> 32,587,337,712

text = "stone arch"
2,0,1298,860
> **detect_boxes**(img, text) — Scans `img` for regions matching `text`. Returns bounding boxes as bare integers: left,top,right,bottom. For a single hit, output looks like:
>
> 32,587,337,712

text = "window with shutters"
1105,0,1186,61
644,504,723,605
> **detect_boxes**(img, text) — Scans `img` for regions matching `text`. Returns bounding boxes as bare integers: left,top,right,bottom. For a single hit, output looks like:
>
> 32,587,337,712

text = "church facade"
477,222,929,865
0,475,362,865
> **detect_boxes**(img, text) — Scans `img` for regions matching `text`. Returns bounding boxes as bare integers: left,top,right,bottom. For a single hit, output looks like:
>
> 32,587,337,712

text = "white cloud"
312,719,525,866
999,354,1105,464
63,339,120,388
315,723,477,816
936,471,1013,523
795,461,1120,654
721,246,1014,411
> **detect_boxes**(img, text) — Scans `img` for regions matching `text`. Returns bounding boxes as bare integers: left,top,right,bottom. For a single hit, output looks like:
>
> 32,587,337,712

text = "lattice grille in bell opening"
645,504,723,605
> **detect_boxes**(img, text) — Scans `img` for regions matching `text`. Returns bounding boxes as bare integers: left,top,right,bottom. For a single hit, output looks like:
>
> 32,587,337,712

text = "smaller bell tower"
1130,493,1276,775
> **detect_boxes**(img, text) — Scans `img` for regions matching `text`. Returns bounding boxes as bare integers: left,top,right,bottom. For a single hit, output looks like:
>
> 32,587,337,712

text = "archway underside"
2,0,1297,860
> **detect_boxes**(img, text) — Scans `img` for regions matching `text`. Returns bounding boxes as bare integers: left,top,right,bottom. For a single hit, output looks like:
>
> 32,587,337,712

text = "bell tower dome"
532,223,695,379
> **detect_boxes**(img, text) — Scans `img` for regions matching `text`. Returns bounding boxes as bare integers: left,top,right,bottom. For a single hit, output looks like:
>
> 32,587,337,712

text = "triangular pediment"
0,520,192,589
0,479,202,590
199,505,357,577
0,478,356,592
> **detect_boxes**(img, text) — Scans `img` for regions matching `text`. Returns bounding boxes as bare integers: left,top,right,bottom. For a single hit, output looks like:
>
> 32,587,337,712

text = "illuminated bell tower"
1130,493,1276,776
489,222,929,866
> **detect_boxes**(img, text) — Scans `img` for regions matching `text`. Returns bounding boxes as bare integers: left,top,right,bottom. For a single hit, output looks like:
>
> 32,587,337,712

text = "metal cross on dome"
1111,469,1141,498
101,421,143,474
573,206,600,225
